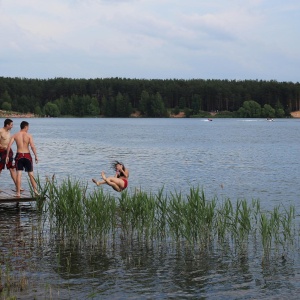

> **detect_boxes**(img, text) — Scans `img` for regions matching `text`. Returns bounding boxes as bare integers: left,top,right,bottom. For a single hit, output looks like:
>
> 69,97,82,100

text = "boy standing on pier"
0,119,17,188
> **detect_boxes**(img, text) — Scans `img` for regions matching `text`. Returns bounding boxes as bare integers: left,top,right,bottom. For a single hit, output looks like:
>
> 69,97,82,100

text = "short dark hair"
4,119,13,127
20,121,29,129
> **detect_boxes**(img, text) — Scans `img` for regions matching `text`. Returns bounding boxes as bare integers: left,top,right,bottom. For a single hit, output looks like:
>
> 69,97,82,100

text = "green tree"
101,95,115,117
115,92,131,117
274,101,286,117
262,104,275,118
150,92,166,117
54,97,65,115
66,97,75,116
172,106,180,115
139,90,150,115
44,102,60,117
1,77,300,118
100,96,107,116
2,102,12,111
16,95,30,113
0,90,12,107
34,105,42,116
237,100,261,117
191,94,202,114
86,96,100,116
178,97,186,109
184,107,193,118
276,108,285,118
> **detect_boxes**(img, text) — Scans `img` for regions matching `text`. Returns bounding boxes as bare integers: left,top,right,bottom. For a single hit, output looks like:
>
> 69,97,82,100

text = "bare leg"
101,171,107,181
92,178,106,186
9,168,24,192
101,171,121,192
15,171,22,197
9,168,17,186
28,172,39,195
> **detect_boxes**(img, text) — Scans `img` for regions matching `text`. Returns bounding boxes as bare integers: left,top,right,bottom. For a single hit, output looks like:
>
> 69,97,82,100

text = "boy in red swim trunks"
0,119,17,187
6,121,39,197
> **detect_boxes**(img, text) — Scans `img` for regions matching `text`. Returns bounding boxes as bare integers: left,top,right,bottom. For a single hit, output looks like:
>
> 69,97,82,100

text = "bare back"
14,131,33,153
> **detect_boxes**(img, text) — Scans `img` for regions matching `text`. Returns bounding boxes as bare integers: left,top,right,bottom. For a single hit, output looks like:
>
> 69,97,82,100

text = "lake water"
2,117,299,208
0,117,299,299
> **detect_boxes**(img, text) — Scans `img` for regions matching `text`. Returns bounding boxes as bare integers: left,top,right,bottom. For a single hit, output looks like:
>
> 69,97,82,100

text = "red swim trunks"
15,153,33,172
0,149,14,171
121,178,128,190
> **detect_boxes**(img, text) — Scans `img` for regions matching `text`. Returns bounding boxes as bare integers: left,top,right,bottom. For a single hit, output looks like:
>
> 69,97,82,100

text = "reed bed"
36,177,297,256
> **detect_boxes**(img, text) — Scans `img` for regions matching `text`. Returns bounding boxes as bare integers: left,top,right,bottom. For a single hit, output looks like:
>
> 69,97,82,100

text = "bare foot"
101,171,107,181
92,178,99,186
34,190,40,196
12,188,25,193
14,194,21,198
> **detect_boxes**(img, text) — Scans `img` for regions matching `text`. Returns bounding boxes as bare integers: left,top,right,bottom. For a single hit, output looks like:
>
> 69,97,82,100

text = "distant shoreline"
1,110,299,118
0,110,36,118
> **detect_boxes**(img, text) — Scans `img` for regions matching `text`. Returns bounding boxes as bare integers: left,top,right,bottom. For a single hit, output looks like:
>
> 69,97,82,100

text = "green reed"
45,176,87,235
167,187,217,244
154,188,168,238
35,178,297,257
84,189,117,238
118,189,159,241
216,198,234,242
231,199,252,243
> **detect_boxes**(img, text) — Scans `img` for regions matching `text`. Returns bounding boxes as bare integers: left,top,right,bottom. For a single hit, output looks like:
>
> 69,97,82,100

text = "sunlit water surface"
0,118,299,299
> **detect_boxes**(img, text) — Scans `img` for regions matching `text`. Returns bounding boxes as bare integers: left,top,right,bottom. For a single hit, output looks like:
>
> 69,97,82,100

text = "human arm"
5,136,15,163
0,130,5,150
29,135,38,163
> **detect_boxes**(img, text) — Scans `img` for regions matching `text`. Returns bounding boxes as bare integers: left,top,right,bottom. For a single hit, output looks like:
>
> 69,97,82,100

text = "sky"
0,0,300,82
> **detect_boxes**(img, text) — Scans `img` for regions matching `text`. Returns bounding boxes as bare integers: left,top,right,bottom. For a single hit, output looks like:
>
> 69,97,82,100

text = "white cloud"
0,0,299,81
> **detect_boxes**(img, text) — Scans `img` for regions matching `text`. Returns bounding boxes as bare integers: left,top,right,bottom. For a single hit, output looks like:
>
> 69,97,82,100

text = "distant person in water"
92,161,129,192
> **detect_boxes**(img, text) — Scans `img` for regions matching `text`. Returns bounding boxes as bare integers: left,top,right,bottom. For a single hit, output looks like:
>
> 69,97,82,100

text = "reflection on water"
0,205,300,299
0,118,300,299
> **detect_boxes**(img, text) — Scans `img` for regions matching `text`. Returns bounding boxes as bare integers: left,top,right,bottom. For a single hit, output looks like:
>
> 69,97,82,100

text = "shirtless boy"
6,121,39,197
0,118,17,187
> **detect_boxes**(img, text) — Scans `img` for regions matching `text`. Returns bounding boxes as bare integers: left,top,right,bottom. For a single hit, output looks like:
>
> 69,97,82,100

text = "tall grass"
35,177,297,257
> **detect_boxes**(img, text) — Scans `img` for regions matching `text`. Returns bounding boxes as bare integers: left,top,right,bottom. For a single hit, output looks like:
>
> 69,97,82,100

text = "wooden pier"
0,189,36,203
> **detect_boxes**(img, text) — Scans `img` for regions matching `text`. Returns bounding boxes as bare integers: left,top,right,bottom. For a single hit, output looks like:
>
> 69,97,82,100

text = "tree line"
0,77,299,117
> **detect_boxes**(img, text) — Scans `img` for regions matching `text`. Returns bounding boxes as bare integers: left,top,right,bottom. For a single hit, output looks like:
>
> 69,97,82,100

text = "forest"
0,76,299,118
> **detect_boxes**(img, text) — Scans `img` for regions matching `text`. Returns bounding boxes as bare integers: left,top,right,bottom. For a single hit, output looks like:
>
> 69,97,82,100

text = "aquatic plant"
34,177,297,258
2,177,298,298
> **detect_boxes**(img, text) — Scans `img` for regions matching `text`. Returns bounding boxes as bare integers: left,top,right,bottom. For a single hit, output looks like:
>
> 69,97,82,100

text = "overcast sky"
1,0,299,82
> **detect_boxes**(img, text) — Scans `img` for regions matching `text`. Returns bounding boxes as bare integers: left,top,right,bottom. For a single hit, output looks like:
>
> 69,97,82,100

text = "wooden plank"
0,189,36,203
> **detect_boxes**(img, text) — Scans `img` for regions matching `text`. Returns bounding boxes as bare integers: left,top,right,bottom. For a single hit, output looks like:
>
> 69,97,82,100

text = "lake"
0,117,299,299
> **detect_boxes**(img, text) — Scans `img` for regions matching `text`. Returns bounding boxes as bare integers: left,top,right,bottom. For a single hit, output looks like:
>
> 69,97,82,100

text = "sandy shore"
291,111,300,118
0,110,36,118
